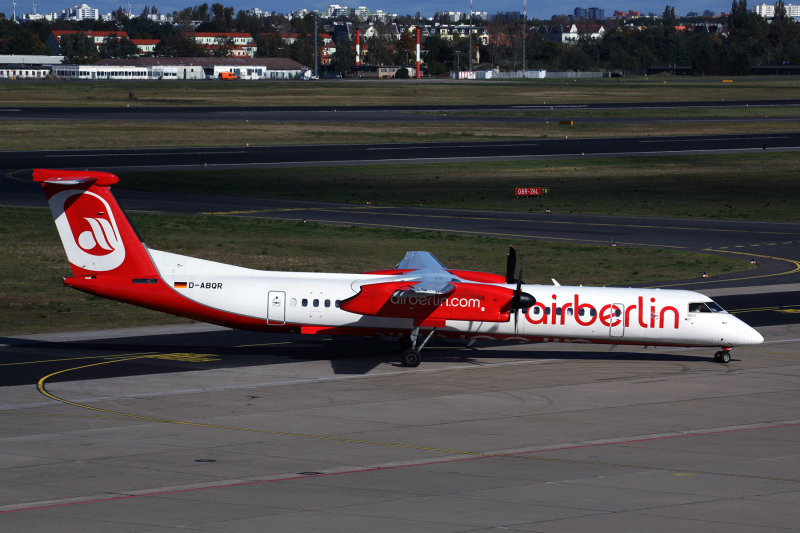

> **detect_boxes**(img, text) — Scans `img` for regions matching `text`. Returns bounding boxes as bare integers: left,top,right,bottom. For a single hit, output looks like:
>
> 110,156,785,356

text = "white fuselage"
150,249,762,348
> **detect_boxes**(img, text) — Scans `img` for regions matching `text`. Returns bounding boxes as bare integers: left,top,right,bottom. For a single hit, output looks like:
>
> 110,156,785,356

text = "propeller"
505,245,517,284
508,265,536,334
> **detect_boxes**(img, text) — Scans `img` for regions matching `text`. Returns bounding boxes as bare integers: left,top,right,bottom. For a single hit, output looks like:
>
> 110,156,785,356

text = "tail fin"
34,169,157,279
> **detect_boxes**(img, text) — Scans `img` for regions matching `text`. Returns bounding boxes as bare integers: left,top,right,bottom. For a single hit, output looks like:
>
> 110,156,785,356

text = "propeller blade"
506,249,534,333
505,245,516,284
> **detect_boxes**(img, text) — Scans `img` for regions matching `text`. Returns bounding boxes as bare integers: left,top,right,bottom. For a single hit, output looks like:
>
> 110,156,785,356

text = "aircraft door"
609,303,624,338
267,291,286,325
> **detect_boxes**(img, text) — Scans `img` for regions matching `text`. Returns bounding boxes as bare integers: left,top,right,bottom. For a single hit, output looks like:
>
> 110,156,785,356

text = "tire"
401,349,421,368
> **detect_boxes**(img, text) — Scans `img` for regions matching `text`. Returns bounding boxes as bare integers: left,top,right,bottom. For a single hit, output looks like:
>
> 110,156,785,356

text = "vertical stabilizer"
34,169,157,279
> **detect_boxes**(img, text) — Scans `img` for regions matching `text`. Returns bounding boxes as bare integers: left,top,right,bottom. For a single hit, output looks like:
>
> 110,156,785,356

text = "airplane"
34,168,763,367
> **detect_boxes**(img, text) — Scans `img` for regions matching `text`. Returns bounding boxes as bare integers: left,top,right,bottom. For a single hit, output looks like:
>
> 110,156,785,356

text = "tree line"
1,1,799,75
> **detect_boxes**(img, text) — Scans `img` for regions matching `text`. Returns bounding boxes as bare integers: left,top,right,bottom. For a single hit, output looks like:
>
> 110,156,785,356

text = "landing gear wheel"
401,349,421,368
714,350,731,363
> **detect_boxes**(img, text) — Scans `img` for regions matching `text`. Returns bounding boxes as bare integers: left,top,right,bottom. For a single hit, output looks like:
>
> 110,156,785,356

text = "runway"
3,99,800,122
3,133,800,172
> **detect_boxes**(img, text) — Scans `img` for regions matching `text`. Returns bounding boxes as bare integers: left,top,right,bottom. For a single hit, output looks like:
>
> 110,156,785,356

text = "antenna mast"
522,0,527,74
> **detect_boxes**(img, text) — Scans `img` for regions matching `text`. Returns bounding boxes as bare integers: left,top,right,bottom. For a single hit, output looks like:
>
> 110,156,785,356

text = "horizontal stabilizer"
33,169,119,186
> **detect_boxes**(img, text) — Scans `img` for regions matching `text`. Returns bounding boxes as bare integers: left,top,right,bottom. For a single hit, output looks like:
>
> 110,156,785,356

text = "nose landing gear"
713,349,731,364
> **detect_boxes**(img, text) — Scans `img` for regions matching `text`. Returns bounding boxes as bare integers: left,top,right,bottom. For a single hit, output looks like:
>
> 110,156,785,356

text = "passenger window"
313,299,319,307
301,299,308,307
556,308,562,316
335,300,341,308
324,299,331,308
567,308,573,316
545,308,550,315
290,298,297,307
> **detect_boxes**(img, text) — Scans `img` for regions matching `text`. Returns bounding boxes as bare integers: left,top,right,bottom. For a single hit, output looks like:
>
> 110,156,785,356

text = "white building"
753,2,800,18
51,64,150,80
60,3,99,21
0,54,64,79
49,58,308,81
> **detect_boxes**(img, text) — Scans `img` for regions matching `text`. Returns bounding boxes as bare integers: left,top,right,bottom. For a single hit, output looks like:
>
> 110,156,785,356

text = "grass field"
0,207,748,335
116,152,800,221
6,117,800,151
2,77,800,107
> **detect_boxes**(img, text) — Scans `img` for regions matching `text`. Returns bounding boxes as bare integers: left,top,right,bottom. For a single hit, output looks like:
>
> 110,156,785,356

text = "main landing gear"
713,349,731,364
400,326,436,368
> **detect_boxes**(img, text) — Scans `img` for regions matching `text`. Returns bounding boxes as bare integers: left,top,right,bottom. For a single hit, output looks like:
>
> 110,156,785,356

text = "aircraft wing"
397,251,446,271
342,250,524,323
396,251,457,295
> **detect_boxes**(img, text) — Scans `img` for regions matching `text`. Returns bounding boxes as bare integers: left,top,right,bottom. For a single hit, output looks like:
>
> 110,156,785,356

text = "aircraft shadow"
1,329,722,388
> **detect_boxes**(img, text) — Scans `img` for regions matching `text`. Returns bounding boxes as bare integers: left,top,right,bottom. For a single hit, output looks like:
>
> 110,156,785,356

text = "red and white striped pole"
415,27,421,79
356,28,360,66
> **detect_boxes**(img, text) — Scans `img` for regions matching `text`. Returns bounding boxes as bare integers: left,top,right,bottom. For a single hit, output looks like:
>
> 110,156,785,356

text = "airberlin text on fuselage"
525,294,681,330
390,293,482,309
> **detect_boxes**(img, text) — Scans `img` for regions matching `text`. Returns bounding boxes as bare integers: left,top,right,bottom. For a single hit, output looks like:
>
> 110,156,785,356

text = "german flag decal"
174,282,188,289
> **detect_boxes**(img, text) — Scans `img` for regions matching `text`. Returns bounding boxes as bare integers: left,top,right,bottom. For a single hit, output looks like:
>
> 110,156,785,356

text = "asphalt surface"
2,323,800,531
3,99,800,120
3,133,800,171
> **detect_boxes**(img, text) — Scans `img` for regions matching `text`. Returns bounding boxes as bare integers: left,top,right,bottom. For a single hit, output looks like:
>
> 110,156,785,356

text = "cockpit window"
689,301,726,313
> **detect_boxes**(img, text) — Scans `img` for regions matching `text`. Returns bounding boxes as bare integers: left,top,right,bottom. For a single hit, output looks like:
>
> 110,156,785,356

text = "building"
130,39,160,56
571,6,604,21
52,63,150,80
45,30,130,54
753,2,800,18
542,24,606,44
0,54,64,79
186,33,257,57
326,4,350,17
50,57,308,81
62,3,99,20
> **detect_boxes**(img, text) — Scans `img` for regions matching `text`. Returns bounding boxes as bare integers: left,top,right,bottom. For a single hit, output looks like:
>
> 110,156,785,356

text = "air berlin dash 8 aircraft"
36,168,763,367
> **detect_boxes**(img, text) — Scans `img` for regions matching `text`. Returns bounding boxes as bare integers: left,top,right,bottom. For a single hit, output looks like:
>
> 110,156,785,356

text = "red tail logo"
51,189,126,272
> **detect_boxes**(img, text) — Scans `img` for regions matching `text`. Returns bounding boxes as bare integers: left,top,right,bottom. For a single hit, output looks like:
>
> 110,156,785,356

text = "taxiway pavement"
2,321,800,531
